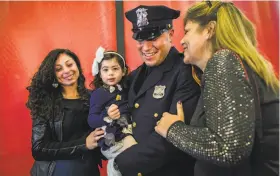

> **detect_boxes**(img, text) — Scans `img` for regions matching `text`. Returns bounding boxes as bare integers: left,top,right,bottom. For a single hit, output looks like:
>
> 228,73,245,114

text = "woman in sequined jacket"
155,1,279,176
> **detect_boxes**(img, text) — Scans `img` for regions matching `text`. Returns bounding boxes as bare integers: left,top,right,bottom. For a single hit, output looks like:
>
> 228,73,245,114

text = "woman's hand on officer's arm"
155,101,185,138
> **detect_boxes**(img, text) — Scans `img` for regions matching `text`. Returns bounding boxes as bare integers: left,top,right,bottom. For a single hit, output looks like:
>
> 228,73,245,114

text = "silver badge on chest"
153,85,166,99
136,8,149,27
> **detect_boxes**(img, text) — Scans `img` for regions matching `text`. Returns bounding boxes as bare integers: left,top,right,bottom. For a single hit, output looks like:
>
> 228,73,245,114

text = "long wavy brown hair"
26,49,89,120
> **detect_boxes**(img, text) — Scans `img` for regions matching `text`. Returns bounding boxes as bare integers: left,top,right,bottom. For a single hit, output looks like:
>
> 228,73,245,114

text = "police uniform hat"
125,5,180,41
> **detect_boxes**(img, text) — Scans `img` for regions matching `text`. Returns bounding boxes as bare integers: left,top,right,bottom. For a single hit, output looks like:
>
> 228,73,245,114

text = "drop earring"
52,79,58,88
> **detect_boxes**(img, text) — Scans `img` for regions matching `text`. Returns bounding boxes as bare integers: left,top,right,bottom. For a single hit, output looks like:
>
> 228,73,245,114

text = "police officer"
110,5,200,176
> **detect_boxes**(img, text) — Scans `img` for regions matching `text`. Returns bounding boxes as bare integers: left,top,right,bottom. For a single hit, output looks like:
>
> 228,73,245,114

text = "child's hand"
107,104,120,120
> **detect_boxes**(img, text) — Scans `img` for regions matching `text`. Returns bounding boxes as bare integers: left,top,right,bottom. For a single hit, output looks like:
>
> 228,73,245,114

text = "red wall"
0,2,117,175
0,1,278,176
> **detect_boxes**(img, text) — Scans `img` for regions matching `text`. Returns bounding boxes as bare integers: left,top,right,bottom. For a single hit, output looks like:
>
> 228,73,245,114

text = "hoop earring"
52,79,58,88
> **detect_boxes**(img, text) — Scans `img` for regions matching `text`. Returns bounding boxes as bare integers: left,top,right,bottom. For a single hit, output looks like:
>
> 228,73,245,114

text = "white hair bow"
92,46,106,76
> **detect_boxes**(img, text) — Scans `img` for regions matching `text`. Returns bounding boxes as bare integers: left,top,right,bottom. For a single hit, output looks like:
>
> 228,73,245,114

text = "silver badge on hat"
153,85,166,99
136,8,149,27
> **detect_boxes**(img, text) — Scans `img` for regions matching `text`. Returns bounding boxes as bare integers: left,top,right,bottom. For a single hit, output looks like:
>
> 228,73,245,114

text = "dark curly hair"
26,49,89,120
90,51,129,89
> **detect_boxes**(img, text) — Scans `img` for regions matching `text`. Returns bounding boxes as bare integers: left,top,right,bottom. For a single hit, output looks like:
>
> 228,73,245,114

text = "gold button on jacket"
132,122,137,128
134,103,140,108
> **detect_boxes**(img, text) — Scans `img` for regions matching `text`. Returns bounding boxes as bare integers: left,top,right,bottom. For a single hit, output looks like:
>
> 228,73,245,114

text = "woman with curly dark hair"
26,48,104,176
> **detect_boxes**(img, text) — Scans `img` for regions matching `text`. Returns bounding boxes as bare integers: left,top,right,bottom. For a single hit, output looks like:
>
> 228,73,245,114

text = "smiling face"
54,53,80,88
100,57,125,86
136,30,173,67
180,20,209,65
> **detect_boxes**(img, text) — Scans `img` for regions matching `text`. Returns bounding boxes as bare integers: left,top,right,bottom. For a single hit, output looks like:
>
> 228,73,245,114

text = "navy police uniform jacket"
115,47,201,176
